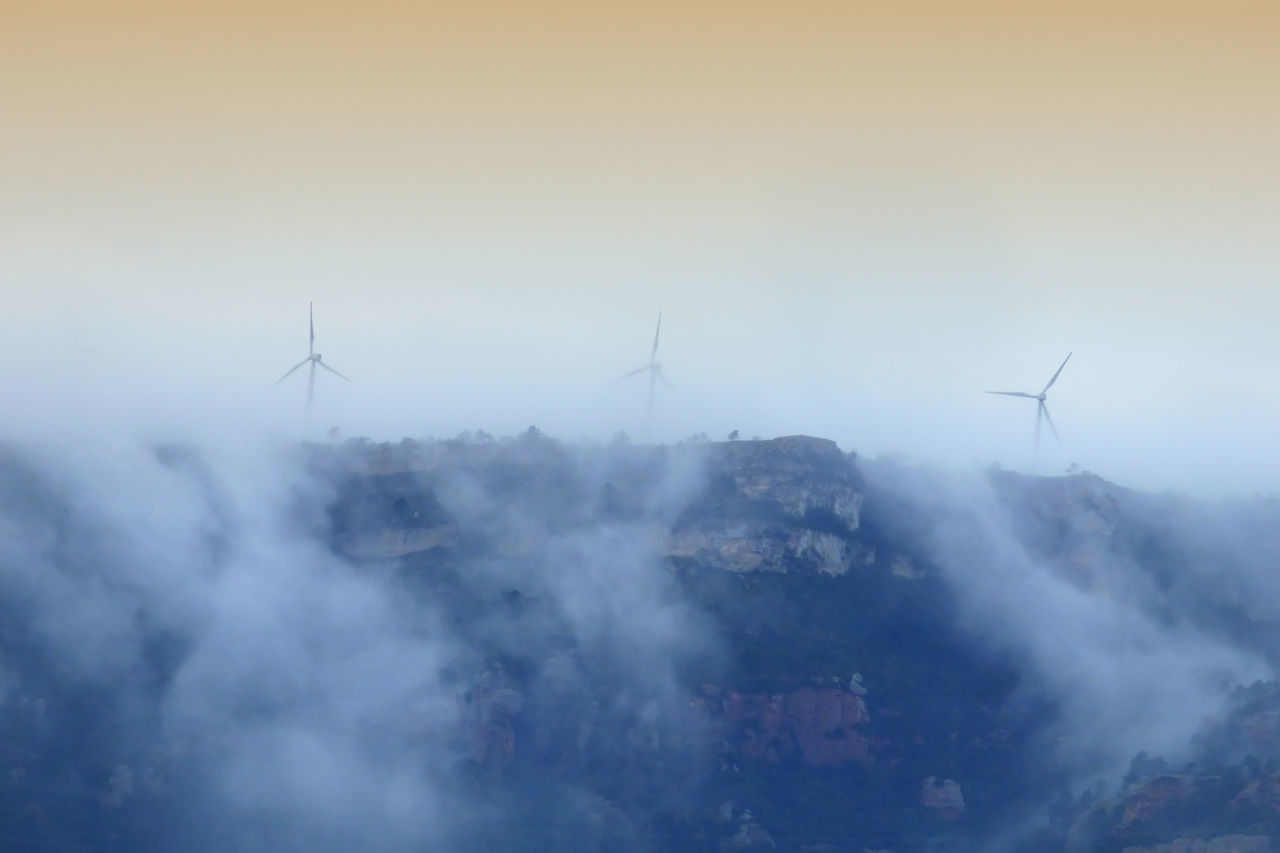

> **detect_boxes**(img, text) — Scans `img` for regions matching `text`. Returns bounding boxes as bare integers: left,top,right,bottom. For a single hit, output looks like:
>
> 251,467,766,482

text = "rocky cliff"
4,432,1280,852
322,433,869,575
301,434,1057,849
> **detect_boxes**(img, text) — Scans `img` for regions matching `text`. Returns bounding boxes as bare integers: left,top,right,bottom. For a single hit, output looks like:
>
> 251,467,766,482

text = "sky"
2,1,1279,494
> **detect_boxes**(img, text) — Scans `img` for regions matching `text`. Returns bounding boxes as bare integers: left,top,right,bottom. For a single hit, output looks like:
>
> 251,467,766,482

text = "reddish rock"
722,692,792,764
785,688,871,768
721,687,870,768
1116,776,1194,831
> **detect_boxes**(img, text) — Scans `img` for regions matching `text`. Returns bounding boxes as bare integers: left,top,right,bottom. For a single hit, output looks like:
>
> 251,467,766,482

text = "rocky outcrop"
987,470,1132,594
717,687,871,768
667,436,869,575
705,436,863,526
1069,775,1228,852
666,525,865,576
1116,776,1196,831
321,434,872,571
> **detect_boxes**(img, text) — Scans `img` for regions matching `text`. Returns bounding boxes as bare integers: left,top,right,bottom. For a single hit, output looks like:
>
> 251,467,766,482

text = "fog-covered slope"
3,432,1280,851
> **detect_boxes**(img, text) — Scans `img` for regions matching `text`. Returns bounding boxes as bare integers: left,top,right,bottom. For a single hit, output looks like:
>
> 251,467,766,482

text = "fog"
6,75,1280,495
862,457,1280,796
6,419,1280,847
5,241,1280,497
5,5,1280,493
4,4,1280,848
0,433,719,850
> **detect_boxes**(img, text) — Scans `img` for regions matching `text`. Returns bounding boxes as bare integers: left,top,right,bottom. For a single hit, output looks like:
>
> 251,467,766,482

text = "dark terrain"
3,432,1280,851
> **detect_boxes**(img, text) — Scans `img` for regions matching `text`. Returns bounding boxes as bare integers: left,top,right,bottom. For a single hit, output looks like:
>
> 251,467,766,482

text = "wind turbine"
615,311,673,417
987,352,1072,456
275,302,349,409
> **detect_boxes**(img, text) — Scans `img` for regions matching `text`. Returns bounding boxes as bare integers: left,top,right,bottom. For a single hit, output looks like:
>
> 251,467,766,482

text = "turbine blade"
1041,403,1061,442
651,311,662,361
309,302,315,357
656,370,675,391
614,365,650,384
1041,351,1073,395
986,391,1038,398
275,358,311,385
318,361,350,381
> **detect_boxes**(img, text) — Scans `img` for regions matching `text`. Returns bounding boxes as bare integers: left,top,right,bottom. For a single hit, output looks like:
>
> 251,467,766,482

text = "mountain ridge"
2,431,1280,850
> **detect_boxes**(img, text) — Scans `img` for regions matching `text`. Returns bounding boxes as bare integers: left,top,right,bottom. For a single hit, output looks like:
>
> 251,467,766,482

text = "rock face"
666,525,863,576
716,687,871,768
300,438,1280,849
1116,776,1196,830
667,436,869,575
990,470,1127,588
1068,775,1197,851
705,436,863,526
1066,771,1280,853
323,434,871,575
920,777,965,820
18,432,1280,852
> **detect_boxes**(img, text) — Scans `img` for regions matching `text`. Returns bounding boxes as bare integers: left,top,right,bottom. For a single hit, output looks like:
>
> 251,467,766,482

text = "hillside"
2,432,1280,851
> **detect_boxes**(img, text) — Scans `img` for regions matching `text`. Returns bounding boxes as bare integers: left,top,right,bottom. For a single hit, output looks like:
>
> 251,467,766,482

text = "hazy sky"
3,1,1279,493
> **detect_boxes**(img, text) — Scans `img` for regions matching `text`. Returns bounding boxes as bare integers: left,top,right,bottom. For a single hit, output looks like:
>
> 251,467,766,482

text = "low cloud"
863,459,1275,786
0,432,719,851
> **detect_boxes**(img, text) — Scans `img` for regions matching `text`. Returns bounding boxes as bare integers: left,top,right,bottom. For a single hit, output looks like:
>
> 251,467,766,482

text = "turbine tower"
275,302,349,410
615,311,673,418
987,352,1072,457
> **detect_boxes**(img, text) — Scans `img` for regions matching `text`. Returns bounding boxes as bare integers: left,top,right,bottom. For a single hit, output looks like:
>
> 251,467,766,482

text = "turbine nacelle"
615,312,673,420
986,351,1073,456
274,302,350,409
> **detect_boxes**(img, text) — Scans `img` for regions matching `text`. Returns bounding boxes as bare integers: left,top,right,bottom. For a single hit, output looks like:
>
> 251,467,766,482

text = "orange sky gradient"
5,1,1277,241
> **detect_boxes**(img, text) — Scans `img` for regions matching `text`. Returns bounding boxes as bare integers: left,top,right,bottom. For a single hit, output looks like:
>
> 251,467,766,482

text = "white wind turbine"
615,311,674,418
275,302,349,409
987,352,1073,457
